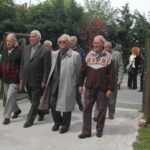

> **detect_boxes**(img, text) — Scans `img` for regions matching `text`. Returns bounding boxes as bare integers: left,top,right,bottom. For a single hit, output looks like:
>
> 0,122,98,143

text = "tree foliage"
0,0,150,55
83,0,118,23
81,19,107,50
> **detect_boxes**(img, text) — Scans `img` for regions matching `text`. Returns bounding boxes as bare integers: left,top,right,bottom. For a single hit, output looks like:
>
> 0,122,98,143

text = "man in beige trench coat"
39,34,81,134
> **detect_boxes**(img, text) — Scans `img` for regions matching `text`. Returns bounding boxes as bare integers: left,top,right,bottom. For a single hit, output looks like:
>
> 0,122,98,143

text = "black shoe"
12,109,22,118
96,132,102,137
3,118,10,125
78,104,83,111
78,133,91,139
52,124,61,131
23,122,33,128
59,127,69,134
38,113,45,121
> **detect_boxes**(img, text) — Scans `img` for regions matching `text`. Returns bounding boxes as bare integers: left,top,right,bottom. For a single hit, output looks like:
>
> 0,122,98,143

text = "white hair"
94,35,105,45
70,36,78,43
30,30,41,40
44,40,52,46
105,41,112,48
58,34,70,43
6,33,17,42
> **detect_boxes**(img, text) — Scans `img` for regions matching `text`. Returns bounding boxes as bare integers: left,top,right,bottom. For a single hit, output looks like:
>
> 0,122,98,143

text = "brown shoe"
93,117,97,122
109,114,114,120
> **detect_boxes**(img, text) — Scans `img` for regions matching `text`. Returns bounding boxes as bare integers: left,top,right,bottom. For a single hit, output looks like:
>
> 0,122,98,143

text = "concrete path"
0,75,143,150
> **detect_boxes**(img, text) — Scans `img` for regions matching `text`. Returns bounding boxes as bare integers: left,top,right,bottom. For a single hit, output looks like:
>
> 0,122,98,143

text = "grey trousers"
3,83,20,118
108,83,118,115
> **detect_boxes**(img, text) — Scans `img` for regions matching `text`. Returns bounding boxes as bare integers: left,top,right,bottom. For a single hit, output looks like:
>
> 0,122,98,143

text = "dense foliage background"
0,0,150,64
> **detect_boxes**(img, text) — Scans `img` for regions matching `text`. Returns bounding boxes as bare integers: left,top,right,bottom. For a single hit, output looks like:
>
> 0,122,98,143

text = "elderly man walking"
104,41,124,119
78,35,115,138
93,41,124,120
19,30,51,128
0,33,22,125
40,34,81,134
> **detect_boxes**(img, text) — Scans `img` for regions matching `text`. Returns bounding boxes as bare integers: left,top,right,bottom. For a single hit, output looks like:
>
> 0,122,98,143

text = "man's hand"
117,80,122,85
41,82,46,88
106,90,112,98
19,80,24,92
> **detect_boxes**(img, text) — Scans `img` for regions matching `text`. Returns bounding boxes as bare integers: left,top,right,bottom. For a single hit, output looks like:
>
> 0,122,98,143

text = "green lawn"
134,127,150,150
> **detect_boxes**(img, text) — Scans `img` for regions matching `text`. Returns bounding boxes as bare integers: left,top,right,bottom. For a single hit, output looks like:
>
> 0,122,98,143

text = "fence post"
143,33,150,122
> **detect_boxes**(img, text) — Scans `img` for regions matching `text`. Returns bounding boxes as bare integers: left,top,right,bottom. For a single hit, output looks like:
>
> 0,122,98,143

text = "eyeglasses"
58,40,66,44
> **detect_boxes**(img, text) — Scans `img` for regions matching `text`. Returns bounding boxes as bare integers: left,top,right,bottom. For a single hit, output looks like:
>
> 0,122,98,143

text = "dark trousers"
51,109,71,129
82,88,108,135
128,72,137,89
140,73,144,91
76,87,83,110
26,85,43,123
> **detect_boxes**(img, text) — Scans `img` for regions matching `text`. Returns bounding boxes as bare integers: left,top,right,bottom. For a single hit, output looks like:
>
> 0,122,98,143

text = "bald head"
44,40,52,51
70,36,78,49
104,41,112,53
93,35,105,53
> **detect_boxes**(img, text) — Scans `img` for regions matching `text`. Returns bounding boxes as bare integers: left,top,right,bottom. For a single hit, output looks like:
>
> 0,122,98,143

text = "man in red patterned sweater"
78,35,115,138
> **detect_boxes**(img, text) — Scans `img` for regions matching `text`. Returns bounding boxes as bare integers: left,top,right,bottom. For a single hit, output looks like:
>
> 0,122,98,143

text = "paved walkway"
0,75,143,150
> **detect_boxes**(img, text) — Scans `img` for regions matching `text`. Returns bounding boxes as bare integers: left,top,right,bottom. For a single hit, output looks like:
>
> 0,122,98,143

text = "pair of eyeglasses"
58,40,66,44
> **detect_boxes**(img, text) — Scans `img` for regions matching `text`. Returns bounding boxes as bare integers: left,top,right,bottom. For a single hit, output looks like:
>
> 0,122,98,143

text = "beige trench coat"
39,49,82,112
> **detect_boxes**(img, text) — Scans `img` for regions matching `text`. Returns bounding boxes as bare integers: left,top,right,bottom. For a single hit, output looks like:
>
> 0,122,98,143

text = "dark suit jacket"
20,44,51,87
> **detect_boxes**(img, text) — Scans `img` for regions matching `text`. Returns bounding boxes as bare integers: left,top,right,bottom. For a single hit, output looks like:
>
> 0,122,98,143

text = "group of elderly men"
0,30,124,138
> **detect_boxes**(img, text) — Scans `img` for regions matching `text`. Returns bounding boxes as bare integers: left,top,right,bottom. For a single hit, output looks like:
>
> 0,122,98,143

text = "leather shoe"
78,133,91,139
96,132,102,137
93,117,97,122
59,127,69,134
38,113,44,121
23,122,33,128
3,118,10,125
52,124,60,131
12,109,22,118
109,114,114,120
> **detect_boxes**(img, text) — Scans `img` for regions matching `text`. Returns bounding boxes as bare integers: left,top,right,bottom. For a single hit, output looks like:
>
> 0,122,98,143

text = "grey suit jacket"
20,44,51,87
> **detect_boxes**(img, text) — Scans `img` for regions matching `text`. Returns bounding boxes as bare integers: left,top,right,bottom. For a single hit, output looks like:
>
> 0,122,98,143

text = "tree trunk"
144,33,150,122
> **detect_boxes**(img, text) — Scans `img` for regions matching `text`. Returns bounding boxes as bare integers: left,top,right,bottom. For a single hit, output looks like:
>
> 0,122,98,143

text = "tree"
81,19,107,51
83,0,118,23
0,0,15,34
132,11,150,48
116,3,133,65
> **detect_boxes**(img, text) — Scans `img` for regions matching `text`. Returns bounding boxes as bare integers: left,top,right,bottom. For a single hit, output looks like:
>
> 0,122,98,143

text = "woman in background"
127,47,140,89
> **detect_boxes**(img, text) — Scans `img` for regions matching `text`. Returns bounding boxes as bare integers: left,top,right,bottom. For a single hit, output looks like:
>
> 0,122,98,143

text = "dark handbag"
128,65,134,73
126,59,134,73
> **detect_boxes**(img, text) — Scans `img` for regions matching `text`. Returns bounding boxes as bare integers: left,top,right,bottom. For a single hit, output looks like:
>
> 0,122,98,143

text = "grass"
133,127,150,150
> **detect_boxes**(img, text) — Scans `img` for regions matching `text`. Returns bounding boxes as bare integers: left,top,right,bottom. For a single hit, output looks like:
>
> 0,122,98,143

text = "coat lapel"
26,45,32,63
47,50,60,83
30,44,42,61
